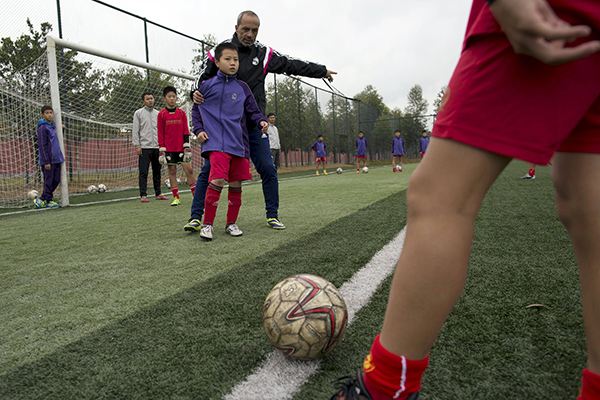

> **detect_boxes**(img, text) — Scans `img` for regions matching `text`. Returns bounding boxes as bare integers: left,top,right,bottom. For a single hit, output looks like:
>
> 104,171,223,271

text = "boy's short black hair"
316,134,323,138
163,86,177,97
394,129,402,133
214,42,238,61
141,91,154,100
41,105,53,113
358,131,365,135
267,113,276,118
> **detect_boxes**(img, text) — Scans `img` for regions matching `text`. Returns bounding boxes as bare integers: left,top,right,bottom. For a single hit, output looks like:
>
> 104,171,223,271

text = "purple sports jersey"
392,136,404,156
419,136,430,153
312,141,327,157
355,137,368,156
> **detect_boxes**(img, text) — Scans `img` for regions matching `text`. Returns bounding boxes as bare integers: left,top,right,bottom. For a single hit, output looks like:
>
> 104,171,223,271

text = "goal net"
0,36,199,208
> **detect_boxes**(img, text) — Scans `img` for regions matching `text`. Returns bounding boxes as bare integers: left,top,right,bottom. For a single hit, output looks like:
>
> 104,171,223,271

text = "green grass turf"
0,165,411,389
0,177,409,399
294,161,585,399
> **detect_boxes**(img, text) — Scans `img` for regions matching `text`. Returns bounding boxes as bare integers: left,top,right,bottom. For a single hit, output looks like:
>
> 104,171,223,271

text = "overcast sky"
1,0,473,111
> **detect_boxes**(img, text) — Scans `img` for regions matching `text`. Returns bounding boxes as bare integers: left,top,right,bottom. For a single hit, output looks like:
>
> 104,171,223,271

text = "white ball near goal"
362,166,369,174
87,185,98,193
97,184,107,193
27,190,39,200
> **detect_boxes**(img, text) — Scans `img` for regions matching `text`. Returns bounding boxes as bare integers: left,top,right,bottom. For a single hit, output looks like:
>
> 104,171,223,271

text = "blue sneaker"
266,218,286,230
45,200,60,208
33,198,44,209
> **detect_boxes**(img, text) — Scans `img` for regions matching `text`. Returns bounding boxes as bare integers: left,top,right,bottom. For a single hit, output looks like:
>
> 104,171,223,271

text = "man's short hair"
163,86,177,97
237,10,260,25
141,91,154,100
41,105,53,113
214,42,238,61
267,113,276,118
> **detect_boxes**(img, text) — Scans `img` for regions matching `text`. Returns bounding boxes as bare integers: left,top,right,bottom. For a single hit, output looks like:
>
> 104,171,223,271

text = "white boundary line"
224,227,407,400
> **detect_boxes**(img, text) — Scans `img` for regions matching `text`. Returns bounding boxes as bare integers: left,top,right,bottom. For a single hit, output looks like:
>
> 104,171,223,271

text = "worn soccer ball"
97,184,107,193
27,190,39,200
87,185,98,193
262,274,348,360
164,179,171,189
362,166,369,174
336,167,343,174
396,164,403,172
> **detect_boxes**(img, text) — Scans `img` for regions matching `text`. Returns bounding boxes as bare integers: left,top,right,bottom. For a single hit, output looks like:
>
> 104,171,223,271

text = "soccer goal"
0,36,199,208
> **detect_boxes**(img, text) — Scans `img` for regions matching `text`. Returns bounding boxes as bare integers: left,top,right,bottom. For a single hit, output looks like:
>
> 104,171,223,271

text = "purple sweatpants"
41,163,61,201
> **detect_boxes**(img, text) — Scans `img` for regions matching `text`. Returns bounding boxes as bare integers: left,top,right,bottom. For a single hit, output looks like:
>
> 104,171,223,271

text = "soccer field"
0,162,586,399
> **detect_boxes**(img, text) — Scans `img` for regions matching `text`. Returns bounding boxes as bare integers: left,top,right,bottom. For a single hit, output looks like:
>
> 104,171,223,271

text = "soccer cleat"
267,218,286,230
200,224,213,241
140,196,150,203
170,197,181,206
33,198,44,209
330,370,420,400
357,170,360,174
45,200,60,209
521,174,535,180
184,218,202,232
155,194,168,200
323,170,328,175
225,223,243,237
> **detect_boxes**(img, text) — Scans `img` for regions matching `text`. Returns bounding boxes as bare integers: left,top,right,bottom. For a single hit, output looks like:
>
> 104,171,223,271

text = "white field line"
224,227,407,400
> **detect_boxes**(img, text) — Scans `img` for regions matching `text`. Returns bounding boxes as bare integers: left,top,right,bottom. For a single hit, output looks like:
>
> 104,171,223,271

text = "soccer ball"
394,164,403,172
164,179,171,189
362,166,369,174
27,190,39,200
262,274,348,360
336,167,343,174
87,185,98,193
97,184,107,193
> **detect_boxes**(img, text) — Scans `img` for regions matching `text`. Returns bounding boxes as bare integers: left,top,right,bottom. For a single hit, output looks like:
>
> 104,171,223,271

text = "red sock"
529,168,536,177
578,369,600,400
226,187,242,225
190,184,196,196
171,186,179,199
203,183,222,225
362,335,429,400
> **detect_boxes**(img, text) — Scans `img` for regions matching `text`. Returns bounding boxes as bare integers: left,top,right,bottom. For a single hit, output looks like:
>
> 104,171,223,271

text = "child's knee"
210,178,225,187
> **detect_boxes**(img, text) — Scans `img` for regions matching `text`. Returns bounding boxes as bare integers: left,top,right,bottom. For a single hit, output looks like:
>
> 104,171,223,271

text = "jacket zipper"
219,76,227,152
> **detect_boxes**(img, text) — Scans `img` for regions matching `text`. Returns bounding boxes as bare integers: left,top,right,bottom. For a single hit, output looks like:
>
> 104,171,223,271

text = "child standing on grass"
391,129,405,172
192,42,268,241
419,129,430,158
312,134,328,176
157,86,196,207
34,105,63,209
355,131,368,174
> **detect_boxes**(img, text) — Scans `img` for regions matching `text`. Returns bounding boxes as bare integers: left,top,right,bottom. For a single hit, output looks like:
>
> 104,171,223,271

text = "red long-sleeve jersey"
157,107,190,152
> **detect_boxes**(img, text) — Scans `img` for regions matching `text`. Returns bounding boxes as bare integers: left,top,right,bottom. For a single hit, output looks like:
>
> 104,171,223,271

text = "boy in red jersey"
331,0,600,399
158,86,196,206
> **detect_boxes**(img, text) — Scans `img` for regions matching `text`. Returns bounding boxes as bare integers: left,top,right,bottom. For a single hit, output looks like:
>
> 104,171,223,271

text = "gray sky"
1,0,473,111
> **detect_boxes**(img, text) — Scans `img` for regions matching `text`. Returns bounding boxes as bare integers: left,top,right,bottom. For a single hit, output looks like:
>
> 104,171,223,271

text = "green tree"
433,85,448,115
191,34,217,77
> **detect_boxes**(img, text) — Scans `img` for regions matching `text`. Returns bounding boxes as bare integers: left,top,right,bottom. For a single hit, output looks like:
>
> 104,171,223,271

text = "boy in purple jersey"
192,42,268,240
312,134,328,176
355,131,368,174
419,130,430,158
34,105,64,209
391,129,405,172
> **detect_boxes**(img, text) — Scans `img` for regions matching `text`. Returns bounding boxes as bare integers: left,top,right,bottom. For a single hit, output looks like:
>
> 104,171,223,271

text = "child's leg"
227,181,242,225
182,162,196,196
203,178,224,225
168,165,179,198
361,138,509,399
49,164,61,200
553,153,600,374
357,158,361,172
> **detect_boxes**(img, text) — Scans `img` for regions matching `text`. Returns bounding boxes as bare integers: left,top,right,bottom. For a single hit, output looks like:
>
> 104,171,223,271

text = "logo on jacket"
252,57,259,66
231,93,238,101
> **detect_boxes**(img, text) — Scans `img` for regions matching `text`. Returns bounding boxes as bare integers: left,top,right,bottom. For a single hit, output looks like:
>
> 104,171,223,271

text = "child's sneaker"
33,198,44,209
155,194,168,200
266,218,286,230
170,197,181,206
140,196,150,203
316,171,320,176
323,170,328,175
183,218,202,232
200,224,213,241
225,223,243,237
45,200,60,208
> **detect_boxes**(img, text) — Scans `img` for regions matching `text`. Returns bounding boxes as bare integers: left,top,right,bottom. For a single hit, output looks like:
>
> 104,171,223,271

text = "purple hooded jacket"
392,136,405,156
355,137,368,156
37,119,64,165
192,71,266,158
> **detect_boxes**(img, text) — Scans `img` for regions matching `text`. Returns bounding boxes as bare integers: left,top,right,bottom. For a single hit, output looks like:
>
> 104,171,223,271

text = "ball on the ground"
164,179,171,189
336,167,343,174
97,184,107,193
27,190,39,200
87,185,98,193
362,166,369,174
262,274,348,360
396,164,402,172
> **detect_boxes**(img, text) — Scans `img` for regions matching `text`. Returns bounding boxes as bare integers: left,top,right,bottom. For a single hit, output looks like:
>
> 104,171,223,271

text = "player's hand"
183,143,193,163
197,131,209,143
490,0,600,65
158,147,167,165
192,90,205,105
325,70,337,82
44,164,51,171
260,121,269,133
135,146,142,155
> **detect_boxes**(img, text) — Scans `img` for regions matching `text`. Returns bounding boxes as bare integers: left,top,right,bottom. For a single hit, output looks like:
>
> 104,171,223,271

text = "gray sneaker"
225,224,243,237
200,224,213,241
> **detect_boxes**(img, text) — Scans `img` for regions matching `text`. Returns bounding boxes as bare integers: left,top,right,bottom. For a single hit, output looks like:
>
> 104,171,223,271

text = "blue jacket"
392,136,404,156
192,71,266,158
36,119,64,165
312,141,327,158
355,137,367,156
420,136,430,153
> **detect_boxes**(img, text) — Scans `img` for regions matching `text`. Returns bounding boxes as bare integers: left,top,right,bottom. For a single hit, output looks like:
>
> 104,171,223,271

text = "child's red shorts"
355,155,367,159
315,157,327,163
433,2,600,165
208,151,252,182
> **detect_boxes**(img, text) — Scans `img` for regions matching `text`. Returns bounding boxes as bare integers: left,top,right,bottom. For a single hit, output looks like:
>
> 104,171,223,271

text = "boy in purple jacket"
312,134,328,176
192,42,268,241
419,129,430,158
355,131,368,174
34,105,64,208
391,129,405,172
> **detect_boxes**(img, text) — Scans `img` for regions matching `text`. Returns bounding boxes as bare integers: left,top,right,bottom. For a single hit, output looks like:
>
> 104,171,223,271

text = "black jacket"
195,34,328,113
